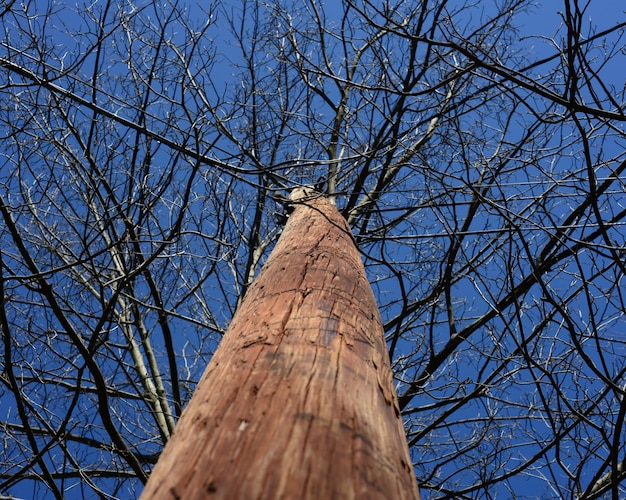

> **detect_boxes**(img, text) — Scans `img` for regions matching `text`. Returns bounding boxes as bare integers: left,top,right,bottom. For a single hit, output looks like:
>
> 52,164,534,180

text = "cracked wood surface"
141,192,420,499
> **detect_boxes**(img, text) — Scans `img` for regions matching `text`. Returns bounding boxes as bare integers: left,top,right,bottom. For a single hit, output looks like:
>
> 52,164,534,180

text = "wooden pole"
141,188,420,499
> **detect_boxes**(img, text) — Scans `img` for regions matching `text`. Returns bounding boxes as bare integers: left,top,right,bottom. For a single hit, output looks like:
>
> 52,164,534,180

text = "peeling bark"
141,190,420,499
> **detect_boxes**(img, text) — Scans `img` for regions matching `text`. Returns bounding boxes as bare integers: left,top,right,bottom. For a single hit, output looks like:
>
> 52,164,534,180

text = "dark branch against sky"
1,1,625,498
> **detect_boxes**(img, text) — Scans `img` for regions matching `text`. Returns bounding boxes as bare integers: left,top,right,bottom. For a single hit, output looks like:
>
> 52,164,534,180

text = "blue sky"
1,1,626,499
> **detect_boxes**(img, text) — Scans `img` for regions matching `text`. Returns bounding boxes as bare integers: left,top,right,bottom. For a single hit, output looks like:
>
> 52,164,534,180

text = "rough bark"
140,188,420,499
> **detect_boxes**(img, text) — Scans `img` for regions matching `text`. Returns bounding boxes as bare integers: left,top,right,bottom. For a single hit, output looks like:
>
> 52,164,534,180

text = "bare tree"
1,0,625,498
141,187,420,499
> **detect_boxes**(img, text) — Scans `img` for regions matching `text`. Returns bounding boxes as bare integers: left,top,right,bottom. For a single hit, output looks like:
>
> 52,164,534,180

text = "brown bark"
140,188,420,499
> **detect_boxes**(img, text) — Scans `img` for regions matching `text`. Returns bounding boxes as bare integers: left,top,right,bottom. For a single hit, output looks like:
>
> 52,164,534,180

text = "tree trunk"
140,188,420,499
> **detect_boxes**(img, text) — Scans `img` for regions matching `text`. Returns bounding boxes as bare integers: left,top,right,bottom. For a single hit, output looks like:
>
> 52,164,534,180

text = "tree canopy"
1,0,625,498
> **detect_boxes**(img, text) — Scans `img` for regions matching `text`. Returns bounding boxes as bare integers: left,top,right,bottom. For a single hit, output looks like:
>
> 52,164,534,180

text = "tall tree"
1,0,625,498
140,187,419,499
